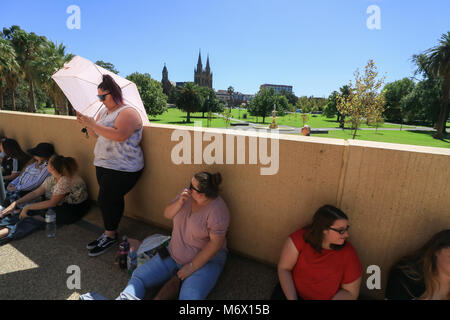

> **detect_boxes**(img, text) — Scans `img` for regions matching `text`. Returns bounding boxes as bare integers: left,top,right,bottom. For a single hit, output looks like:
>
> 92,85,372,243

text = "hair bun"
212,173,222,187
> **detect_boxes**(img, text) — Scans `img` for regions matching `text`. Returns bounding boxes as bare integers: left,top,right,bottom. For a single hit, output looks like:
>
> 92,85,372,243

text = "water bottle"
45,208,57,238
127,247,137,278
118,236,129,269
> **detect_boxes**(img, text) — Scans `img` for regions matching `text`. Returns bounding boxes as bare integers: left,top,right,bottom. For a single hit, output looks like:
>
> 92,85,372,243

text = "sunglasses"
329,226,350,235
189,183,202,193
97,93,110,101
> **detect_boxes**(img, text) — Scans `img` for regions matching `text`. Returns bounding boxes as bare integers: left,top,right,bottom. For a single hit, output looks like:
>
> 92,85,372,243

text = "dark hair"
193,172,222,199
98,74,123,106
394,229,450,299
49,155,78,177
1,138,32,168
303,205,349,253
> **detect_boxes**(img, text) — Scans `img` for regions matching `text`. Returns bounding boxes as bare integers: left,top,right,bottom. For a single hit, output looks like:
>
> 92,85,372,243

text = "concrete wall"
1,111,449,299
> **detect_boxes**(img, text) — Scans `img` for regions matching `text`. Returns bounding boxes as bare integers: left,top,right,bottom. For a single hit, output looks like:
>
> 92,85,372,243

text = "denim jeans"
122,249,227,300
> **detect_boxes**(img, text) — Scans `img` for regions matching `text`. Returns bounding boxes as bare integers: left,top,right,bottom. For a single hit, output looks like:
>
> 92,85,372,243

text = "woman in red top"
273,205,362,300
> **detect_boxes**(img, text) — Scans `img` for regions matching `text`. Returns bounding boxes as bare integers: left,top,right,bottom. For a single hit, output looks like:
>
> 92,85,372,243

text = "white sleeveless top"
93,106,144,172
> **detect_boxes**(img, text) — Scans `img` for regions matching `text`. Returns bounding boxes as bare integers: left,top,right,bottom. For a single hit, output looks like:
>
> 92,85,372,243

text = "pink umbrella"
52,55,150,126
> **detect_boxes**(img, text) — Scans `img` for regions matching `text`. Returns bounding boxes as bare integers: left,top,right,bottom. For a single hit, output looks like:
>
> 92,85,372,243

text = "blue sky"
1,0,449,97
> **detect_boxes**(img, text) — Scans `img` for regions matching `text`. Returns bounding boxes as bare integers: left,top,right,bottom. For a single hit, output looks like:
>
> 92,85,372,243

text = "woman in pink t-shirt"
119,171,230,300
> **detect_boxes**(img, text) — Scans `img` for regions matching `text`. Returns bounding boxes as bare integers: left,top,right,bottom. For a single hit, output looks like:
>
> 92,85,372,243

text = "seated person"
386,229,450,300
272,205,362,300
82,171,230,300
1,138,31,185
0,155,90,243
3,142,54,206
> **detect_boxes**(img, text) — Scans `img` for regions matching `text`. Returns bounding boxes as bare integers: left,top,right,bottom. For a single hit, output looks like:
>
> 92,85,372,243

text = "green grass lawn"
229,109,413,129
309,129,450,148
149,107,238,128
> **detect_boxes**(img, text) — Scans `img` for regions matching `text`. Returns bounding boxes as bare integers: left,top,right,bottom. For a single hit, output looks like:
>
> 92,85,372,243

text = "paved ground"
213,113,437,134
0,206,278,300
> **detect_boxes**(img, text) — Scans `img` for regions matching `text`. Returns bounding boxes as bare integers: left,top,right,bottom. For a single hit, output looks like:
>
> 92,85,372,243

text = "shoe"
86,233,107,250
88,235,118,257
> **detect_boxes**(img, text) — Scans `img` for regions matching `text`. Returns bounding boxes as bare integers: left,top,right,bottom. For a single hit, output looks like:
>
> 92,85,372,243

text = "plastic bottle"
127,247,137,278
118,236,130,269
45,208,57,238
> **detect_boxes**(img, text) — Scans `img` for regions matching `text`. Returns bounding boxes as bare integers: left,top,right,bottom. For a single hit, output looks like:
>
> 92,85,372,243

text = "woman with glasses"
272,205,362,300
386,229,450,300
82,171,230,300
77,74,144,257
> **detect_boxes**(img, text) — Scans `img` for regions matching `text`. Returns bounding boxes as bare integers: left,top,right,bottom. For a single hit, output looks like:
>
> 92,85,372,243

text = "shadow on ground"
0,206,277,300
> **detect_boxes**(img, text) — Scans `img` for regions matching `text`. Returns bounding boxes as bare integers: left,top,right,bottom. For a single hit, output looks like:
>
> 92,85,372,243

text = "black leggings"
95,166,143,232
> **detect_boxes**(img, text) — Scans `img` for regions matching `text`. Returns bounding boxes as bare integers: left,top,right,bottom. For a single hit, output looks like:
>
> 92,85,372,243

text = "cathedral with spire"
194,51,213,88
161,50,213,96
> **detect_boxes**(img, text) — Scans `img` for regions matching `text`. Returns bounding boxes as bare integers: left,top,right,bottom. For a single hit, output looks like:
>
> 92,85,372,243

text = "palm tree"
227,86,234,112
423,32,450,139
0,38,19,109
3,26,46,113
36,40,73,115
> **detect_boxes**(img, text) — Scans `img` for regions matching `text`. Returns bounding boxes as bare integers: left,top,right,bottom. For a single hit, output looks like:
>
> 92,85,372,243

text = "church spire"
197,50,203,72
205,54,210,72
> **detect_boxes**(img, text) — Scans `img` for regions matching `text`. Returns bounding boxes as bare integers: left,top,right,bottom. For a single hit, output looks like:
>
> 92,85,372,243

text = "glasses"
329,226,350,235
97,93,110,101
189,183,202,193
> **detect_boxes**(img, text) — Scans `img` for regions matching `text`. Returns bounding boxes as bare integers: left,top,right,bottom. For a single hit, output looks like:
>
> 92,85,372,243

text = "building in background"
260,84,293,94
216,90,254,106
161,51,213,93
194,51,213,88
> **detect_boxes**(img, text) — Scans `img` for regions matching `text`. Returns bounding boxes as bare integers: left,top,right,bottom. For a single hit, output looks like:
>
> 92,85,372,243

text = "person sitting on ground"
82,172,230,300
0,155,90,244
3,142,54,206
301,125,311,136
386,229,450,300
0,136,6,161
272,205,362,300
1,138,32,186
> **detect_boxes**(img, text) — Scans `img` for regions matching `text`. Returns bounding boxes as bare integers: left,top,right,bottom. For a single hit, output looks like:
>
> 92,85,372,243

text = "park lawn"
310,129,450,149
149,107,238,128
229,109,413,129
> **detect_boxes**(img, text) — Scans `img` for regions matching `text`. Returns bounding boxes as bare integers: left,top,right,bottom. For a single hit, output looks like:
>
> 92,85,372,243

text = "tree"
279,89,298,105
227,86,234,111
0,38,19,110
248,87,277,123
401,79,441,127
35,40,73,115
382,78,415,124
176,82,202,123
126,72,167,117
198,87,223,118
336,60,385,139
323,91,339,119
95,60,119,74
2,26,46,113
420,32,450,139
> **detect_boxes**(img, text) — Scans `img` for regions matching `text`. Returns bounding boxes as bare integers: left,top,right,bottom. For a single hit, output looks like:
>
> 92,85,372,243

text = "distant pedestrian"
301,125,311,136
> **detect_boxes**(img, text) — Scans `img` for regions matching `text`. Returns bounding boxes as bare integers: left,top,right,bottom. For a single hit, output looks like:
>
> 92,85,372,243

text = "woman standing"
77,75,144,257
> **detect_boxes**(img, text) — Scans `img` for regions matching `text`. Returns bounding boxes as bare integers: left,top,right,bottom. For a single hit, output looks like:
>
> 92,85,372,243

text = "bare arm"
331,277,361,300
1,186,46,217
163,189,191,220
277,237,300,300
3,172,20,181
177,233,226,281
